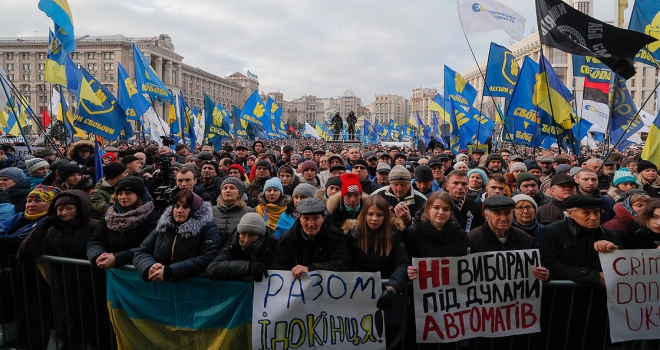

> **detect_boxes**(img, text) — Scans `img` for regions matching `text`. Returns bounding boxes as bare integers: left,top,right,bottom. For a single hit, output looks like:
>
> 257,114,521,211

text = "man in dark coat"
536,174,577,225
351,159,381,194
271,198,351,278
371,165,426,227
574,169,615,223
444,170,485,232
245,160,272,206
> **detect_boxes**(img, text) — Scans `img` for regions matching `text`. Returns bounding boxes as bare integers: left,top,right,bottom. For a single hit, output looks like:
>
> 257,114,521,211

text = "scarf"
622,196,637,217
343,201,361,217
105,201,155,233
454,197,466,212
24,211,48,221
239,238,265,260
256,203,286,231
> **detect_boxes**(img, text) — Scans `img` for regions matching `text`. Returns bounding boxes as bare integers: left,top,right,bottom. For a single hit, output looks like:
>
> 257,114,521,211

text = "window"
109,74,114,81
22,74,31,81
103,63,114,71
103,52,114,60
22,53,30,59
7,74,14,81
22,63,31,71
6,53,14,60
6,63,14,71
71,52,80,60
87,52,97,60
38,53,46,60
21,84,29,92
37,84,45,92
38,63,45,71
38,74,44,81
39,95,47,103
87,63,97,71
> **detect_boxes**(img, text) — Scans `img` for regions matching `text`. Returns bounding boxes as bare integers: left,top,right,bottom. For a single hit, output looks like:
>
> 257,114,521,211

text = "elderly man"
372,165,426,225
536,156,555,182
537,174,578,225
351,159,381,194
485,153,505,175
271,198,351,279
374,163,390,187
575,169,614,223
516,172,551,207
326,173,365,229
444,170,485,232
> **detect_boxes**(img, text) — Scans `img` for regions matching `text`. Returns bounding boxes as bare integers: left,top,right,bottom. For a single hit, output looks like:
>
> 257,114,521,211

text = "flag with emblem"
457,0,526,40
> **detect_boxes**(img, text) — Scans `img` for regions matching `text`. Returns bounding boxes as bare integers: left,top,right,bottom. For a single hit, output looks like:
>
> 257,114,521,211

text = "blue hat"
467,168,488,183
0,167,25,184
613,168,638,187
263,177,283,194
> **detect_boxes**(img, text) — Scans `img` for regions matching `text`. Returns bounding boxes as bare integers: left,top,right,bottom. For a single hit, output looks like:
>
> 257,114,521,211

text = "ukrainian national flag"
106,269,251,349
38,0,75,51
533,51,575,130
642,113,660,166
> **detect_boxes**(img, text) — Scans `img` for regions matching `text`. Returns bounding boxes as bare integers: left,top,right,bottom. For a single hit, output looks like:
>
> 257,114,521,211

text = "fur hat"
237,212,266,237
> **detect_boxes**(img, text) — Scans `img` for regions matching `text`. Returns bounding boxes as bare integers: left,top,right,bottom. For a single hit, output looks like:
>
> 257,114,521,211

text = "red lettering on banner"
443,313,461,339
422,315,444,341
521,303,537,329
418,260,440,290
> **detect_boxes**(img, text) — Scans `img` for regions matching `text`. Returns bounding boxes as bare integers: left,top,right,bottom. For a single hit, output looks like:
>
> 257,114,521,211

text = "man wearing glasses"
351,160,381,194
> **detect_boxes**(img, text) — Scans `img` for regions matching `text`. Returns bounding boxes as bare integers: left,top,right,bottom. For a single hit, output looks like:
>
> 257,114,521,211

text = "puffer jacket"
89,177,114,219
467,223,537,253
212,199,255,244
206,228,278,281
342,217,410,293
603,202,637,232
133,202,220,282
271,219,352,272
86,200,161,267
404,212,469,259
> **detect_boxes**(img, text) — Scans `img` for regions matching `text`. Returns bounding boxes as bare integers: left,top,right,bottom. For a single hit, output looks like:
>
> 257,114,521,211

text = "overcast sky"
6,0,625,104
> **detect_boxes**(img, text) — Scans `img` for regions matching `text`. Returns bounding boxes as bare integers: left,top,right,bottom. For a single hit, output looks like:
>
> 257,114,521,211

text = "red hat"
102,152,116,162
226,164,246,179
340,172,362,197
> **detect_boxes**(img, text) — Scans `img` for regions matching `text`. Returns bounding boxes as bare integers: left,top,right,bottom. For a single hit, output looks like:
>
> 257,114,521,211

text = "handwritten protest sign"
600,249,660,342
253,270,386,349
412,250,542,343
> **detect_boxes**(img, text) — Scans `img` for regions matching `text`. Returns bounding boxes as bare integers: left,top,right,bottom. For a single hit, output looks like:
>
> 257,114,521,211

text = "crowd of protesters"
0,136,657,348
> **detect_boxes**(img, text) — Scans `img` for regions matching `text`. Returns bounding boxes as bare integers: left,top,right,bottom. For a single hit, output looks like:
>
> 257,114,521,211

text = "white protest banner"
413,249,542,343
600,249,660,342
13,146,45,158
253,270,386,349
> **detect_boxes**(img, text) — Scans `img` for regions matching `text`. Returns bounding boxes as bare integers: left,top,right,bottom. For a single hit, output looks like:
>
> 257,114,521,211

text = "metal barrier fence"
0,255,657,350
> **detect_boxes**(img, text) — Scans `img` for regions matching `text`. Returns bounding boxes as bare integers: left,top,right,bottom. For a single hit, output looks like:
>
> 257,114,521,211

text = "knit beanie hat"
102,152,116,162
637,160,658,173
512,194,538,211
54,194,78,209
524,160,542,172
300,160,319,173
121,155,139,166
26,158,49,175
115,176,147,198
467,168,488,184
0,167,25,184
49,159,70,173
292,183,316,199
613,168,638,186
340,173,362,197
453,161,468,170
414,165,434,182
58,164,82,181
516,172,539,188
237,212,266,237
509,162,527,173
325,177,342,189
221,177,245,197
227,164,246,179
263,177,283,194
389,165,411,182
256,160,272,174
104,163,127,181
27,185,60,204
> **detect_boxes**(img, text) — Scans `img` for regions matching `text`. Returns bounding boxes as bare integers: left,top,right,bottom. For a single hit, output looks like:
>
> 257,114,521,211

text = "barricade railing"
0,255,657,350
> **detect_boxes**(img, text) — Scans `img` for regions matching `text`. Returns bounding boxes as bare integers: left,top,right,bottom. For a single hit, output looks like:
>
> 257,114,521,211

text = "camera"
160,136,175,146
152,156,176,211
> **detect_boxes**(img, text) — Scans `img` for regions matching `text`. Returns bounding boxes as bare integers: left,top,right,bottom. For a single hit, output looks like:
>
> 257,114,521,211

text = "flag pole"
460,32,520,157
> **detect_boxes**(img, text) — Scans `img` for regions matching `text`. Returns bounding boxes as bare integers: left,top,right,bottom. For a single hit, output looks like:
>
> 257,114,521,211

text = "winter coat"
467,223,537,253
466,188,485,202
195,176,221,203
371,185,426,225
212,199,255,244
66,140,94,165
325,192,369,230
282,175,301,197
537,198,565,225
26,175,45,189
133,202,220,282
0,213,46,256
255,192,290,232
86,201,161,267
89,177,115,219
314,188,329,204
404,213,469,259
411,179,442,198
0,179,31,214
512,219,543,247
342,217,410,293
617,227,660,249
299,175,324,190
0,154,27,175
245,177,268,206
53,174,94,193
607,186,626,203
206,228,278,281
454,197,485,233
360,179,382,195
603,202,636,232
540,218,622,287
271,219,352,272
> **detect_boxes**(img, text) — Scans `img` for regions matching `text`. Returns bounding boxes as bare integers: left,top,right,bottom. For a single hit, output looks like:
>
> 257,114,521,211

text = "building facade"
369,94,409,126
410,87,439,126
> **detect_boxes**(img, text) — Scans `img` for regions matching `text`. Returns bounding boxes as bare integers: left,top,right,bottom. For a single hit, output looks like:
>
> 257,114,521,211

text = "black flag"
535,0,656,79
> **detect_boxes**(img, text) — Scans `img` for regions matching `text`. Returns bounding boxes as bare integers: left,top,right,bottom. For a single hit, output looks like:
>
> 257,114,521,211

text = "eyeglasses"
515,206,535,212
367,158,377,162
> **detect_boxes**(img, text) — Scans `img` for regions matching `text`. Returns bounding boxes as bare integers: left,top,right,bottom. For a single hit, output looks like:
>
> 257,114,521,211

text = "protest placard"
600,249,660,342
253,270,386,349
412,250,542,343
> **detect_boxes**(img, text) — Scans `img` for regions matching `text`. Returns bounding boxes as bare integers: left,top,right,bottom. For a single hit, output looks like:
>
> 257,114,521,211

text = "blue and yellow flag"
133,44,174,103
642,112,660,166
74,68,126,140
485,42,519,99
506,56,541,125
315,121,329,140
363,119,378,144
232,105,249,139
389,119,402,141
117,63,150,122
403,125,414,141
444,66,477,108
610,75,643,144
38,0,75,52
58,89,84,141
203,94,232,150
107,269,251,349
572,55,612,83
533,51,575,130
45,29,82,96
178,92,196,150
264,97,283,139
630,0,660,69
429,94,451,123
449,100,495,153
422,125,432,147
238,91,268,138
414,112,425,129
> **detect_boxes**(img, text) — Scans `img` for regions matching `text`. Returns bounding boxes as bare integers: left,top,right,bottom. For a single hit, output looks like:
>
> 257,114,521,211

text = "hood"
315,188,328,203
157,201,213,239
47,189,92,225
612,202,637,225
66,140,94,163
326,192,369,215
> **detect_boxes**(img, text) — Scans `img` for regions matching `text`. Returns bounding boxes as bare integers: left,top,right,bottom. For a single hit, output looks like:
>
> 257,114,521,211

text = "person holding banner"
616,198,660,249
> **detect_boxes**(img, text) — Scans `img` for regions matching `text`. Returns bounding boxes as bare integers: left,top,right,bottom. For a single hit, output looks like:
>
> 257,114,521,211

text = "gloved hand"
40,215,59,230
250,262,269,282
376,287,397,311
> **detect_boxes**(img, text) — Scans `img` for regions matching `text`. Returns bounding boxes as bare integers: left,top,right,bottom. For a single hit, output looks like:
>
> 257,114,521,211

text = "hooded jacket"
66,140,94,165
342,217,409,292
133,202,220,282
206,228,278,281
